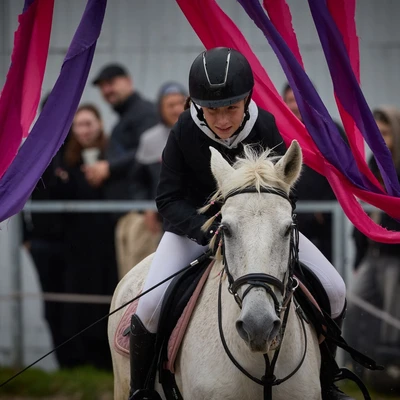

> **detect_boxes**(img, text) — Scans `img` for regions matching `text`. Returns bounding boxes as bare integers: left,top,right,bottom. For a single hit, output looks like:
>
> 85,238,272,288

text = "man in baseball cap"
92,63,133,107
92,63,128,85
85,63,158,197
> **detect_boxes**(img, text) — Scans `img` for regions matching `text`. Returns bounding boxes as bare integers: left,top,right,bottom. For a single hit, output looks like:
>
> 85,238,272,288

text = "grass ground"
0,366,113,400
340,381,400,400
0,366,399,399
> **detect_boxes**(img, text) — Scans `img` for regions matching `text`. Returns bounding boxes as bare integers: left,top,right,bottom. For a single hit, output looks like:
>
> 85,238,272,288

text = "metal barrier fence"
21,199,348,276
3,200,396,368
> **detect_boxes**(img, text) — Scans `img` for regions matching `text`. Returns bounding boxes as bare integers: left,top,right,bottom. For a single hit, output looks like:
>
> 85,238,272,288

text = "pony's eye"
221,224,232,238
284,223,293,237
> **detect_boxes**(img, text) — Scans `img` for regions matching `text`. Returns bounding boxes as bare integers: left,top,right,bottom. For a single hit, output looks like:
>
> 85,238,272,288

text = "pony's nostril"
236,320,250,342
268,319,281,341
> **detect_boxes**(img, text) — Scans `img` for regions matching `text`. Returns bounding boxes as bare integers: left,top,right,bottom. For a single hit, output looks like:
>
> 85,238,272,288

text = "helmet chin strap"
193,91,252,140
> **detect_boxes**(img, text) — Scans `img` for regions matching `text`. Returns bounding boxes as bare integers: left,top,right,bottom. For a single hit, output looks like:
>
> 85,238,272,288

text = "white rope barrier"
348,293,400,331
0,291,112,304
1,291,400,331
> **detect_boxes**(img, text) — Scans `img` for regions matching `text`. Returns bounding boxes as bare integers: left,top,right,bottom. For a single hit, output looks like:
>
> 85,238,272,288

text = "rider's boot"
320,306,355,400
128,314,161,400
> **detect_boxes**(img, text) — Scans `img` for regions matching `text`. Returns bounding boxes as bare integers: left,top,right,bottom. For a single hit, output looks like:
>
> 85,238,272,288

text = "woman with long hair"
56,104,118,370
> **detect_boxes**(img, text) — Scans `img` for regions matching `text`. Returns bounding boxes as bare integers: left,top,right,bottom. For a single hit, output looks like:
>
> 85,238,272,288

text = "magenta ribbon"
0,0,54,179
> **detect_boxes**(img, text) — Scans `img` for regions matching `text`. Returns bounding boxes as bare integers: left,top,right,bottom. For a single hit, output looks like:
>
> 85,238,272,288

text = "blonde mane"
199,144,289,255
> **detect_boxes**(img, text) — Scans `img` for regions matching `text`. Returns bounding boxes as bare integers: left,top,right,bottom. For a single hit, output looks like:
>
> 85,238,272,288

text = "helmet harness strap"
192,90,253,140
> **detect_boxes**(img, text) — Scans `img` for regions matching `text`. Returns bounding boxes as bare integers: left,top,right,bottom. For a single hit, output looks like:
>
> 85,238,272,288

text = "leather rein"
214,187,308,400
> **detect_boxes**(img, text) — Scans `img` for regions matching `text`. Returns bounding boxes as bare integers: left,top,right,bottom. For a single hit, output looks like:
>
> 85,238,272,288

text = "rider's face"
202,99,246,139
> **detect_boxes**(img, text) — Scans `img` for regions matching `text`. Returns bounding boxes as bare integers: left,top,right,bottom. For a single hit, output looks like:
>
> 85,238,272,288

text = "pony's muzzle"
236,316,281,352
236,291,282,352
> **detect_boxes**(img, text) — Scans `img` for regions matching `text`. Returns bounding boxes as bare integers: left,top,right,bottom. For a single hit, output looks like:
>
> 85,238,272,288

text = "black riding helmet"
189,47,254,108
189,48,255,138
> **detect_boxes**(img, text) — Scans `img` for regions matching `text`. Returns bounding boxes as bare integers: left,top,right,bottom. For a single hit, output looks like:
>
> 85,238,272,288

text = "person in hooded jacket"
132,82,188,201
128,48,350,400
131,82,187,228
346,106,400,380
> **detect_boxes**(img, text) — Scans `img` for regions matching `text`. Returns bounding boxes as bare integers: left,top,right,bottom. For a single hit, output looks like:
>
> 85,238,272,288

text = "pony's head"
202,140,302,353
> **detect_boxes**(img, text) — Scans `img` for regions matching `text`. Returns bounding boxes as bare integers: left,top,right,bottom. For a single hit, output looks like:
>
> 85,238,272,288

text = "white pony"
108,140,321,400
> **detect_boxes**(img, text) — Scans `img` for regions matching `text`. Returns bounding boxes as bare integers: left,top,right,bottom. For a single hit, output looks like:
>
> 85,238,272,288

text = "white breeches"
136,231,346,333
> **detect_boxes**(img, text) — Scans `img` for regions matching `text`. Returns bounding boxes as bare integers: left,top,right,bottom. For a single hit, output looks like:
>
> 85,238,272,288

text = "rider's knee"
330,273,346,319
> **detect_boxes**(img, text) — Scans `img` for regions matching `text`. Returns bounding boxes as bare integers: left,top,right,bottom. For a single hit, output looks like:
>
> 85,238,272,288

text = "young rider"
129,47,352,400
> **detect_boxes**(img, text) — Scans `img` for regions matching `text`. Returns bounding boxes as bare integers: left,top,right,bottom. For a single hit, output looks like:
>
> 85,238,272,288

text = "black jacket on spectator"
23,149,66,242
156,108,286,245
22,145,69,367
54,158,118,370
130,161,162,201
104,92,158,200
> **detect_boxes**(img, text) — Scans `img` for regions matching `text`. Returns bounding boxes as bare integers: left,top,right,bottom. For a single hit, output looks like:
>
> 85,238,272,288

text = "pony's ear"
275,140,303,187
210,147,234,189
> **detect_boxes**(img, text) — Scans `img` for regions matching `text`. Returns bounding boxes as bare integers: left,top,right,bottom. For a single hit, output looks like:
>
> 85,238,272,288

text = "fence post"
332,203,346,279
10,214,24,368
332,203,347,367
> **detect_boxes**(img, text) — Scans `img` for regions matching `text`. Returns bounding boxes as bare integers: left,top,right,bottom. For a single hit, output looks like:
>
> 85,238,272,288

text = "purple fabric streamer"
237,0,385,194
307,0,400,196
0,0,107,223
23,0,35,12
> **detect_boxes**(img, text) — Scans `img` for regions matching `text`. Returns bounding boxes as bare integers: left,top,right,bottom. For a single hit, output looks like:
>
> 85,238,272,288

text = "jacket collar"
113,92,140,115
190,100,258,149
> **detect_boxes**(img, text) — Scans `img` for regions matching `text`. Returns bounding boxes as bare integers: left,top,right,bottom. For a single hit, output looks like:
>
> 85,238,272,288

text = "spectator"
54,104,118,370
133,82,188,200
89,64,158,279
22,95,70,368
116,82,187,277
346,106,400,383
282,83,347,262
87,64,158,200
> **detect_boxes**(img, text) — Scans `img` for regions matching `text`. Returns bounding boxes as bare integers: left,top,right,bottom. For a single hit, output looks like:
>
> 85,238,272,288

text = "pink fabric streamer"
177,0,400,242
327,165,400,243
0,0,54,179
262,0,304,68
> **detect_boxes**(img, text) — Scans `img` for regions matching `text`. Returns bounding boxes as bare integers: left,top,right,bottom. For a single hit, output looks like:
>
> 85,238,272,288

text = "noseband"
214,186,307,400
